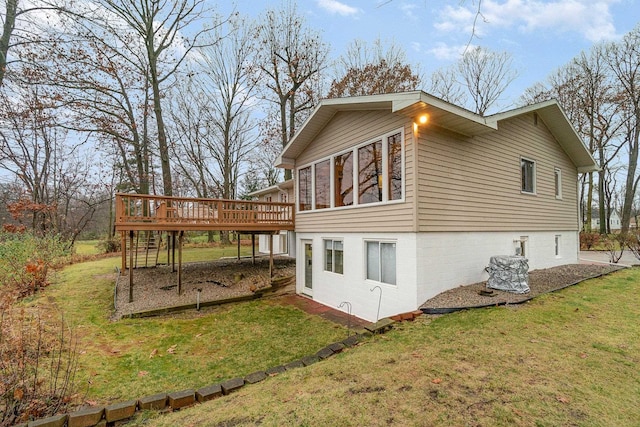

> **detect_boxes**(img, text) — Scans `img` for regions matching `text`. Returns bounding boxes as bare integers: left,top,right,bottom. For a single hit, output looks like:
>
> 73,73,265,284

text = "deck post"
251,234,256,265
237,232,241,260
269,233,274,278
128,230,134,303
178,231,183,295
121,231,126,275
171,231,176,273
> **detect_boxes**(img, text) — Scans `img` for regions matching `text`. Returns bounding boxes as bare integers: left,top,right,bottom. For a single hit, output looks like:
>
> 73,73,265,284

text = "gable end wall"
417,113,580,232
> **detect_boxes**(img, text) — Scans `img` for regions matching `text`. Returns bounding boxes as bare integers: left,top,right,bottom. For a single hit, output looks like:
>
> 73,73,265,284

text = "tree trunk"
585,172,593,232
0,0,17,86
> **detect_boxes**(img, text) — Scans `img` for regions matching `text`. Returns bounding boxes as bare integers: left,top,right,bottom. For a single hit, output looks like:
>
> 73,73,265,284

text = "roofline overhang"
275,91,598,174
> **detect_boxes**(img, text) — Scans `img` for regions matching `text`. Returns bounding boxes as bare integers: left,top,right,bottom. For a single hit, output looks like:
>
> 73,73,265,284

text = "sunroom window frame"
296,128,405,213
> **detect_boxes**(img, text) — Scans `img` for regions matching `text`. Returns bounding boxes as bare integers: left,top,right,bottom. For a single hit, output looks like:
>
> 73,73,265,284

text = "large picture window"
366,241,396,285
298,166,312,211
315,160,330,209
297,129,403,212
388,133,402,201
324,239,344,274
334,151,354,207
358,141,383,204
521,158,536,194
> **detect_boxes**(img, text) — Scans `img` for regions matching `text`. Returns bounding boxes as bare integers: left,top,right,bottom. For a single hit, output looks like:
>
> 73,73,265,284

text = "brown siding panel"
417,114,579,232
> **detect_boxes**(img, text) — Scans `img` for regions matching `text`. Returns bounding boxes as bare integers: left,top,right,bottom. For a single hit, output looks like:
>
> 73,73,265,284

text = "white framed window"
554,168,562,199
298,166,312,211
297,129,404,212
365,240,396,285
555,235,561,257
515,236,528,257
324,239,343,274
521,158,536,194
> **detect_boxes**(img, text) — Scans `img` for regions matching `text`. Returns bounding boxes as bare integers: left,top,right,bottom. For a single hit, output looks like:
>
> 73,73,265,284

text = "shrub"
0,309,79,426
626,232,640,261
96,236,121,254
602,233,628,264
580,232,601,250
0,231,68,301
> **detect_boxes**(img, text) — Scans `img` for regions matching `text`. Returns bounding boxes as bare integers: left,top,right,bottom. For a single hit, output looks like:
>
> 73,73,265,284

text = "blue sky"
224,0,639,109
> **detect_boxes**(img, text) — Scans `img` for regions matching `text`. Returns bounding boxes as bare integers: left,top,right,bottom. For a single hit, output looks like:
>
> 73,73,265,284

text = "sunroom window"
358,141,383,204
297,129,403,212
298,166,312,211
315,160,330,209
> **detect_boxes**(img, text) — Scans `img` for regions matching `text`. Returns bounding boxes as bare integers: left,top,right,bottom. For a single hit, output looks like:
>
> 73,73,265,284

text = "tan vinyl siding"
295,110,415,233
417,113,580,232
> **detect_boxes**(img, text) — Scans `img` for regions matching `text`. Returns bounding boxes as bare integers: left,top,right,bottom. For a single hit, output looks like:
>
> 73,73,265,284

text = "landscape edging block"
196,384,222,402
168,390,195,409
67,406,104,427
27,414,68,427
221,378,245,395
104,400,137,422
138,393,168,410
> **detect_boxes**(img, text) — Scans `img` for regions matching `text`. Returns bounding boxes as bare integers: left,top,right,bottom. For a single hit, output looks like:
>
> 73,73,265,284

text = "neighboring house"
272,91,597,322
248,179,295,256
590,209,621,232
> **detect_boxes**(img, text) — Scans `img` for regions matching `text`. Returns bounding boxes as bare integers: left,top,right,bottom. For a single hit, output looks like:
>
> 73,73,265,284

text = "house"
590,209,621,232
248,179,295,255
273,91,598,322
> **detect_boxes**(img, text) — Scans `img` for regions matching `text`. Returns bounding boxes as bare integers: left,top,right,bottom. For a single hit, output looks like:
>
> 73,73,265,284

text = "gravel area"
421,264,623,312
113,256,295,319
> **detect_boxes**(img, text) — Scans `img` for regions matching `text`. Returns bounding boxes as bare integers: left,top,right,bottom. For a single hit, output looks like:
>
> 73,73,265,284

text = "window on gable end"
521,158,536,194
554,167,562,199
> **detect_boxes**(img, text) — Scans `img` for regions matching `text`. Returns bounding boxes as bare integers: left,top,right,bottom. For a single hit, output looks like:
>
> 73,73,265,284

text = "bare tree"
94,0,219,196
457,46,518,115
327,39,421,98
428,46,517,115
255,1,329,179
0,85,103,242
428,66,467,106
0,0,65,86
605,25,640,233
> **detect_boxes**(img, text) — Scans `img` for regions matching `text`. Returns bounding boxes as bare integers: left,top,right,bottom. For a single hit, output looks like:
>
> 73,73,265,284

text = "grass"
74,240,100,256
131,268,640,427
24,248,344,404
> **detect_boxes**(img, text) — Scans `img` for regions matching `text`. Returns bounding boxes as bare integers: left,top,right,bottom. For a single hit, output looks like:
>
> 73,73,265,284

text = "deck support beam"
237,232,241,260
178,231,183,295
251,234,256,265
121,231,126,275
269,233,274,278
171,231,176,272
128,230,134,303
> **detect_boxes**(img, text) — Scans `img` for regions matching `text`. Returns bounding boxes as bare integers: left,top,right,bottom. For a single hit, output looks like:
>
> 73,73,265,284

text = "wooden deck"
115,193,295,232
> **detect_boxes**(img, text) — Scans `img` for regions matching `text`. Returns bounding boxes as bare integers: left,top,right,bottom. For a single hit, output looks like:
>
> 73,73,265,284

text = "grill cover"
487,255,530,294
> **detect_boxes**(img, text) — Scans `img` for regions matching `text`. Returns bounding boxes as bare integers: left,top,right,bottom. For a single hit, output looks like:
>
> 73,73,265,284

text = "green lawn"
131,268,640,427
29,249,344,404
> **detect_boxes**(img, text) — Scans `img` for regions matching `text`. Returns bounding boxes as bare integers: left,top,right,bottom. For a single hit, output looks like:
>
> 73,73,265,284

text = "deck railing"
115,193,295,231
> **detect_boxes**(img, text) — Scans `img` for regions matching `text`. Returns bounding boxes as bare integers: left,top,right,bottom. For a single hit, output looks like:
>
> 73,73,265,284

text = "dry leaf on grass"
432,378,442,384
138,371,149,377
149,348,158,359
556,395,571,403
167,344,177,354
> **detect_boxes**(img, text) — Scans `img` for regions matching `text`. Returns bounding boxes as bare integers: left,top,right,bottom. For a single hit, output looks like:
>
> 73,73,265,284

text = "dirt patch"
421,264,623,311
113,256,295,319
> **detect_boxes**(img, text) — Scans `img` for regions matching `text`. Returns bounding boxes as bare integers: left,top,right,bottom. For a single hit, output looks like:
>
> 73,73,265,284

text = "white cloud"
316,0,361,16
400,2,419,21
435,0,620,42
426,42,472,61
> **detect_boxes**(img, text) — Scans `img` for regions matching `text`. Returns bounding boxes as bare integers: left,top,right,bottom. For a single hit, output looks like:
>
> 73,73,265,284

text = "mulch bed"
420,264,624,313
113,256,295,320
